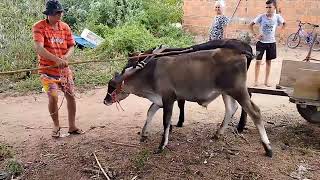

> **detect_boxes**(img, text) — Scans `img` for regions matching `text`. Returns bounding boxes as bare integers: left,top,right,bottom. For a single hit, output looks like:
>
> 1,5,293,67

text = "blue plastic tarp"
73,34,96,48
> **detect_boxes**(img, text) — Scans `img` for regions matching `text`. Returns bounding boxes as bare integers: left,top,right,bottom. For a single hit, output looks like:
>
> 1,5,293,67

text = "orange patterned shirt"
32,19,75,76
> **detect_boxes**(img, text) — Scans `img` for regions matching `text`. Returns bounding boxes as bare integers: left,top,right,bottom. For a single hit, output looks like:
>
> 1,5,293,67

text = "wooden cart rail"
248,87,288,96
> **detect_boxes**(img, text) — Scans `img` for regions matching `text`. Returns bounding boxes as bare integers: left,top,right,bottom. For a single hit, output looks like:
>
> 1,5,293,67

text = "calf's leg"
216,95,238,137
156,96,175,153
237,91,252,133
141,103,160,142
176,100,185,127
232,89,272,157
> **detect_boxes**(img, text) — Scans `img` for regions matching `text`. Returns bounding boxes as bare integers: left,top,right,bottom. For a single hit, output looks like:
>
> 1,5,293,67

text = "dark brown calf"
104,48,272,157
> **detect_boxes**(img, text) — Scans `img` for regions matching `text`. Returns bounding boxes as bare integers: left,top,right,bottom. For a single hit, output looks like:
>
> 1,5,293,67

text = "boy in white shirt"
249,0,285,87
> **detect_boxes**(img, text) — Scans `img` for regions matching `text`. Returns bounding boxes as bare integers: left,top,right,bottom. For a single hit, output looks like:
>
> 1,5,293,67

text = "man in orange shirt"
32,0,83,138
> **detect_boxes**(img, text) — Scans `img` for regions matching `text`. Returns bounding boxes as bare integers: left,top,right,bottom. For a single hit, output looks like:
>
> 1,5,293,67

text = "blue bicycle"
287,21,320,51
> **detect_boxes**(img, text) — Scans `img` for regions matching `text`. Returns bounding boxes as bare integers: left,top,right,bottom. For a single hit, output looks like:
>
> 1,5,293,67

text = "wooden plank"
248,87,288,96
292,69,320,100
289,97,320,106
278,60,320,87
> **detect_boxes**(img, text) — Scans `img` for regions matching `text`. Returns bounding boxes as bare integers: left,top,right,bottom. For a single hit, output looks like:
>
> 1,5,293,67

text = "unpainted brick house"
183,0,320,41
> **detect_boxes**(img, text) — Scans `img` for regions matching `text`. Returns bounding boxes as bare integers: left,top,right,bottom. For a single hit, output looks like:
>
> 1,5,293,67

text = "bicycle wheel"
287,33,300,48
312,37,320,51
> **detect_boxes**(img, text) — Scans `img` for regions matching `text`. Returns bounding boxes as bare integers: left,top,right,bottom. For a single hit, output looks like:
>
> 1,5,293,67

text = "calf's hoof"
265,149,273,158
154,148,164,154
262,142,273,158
176,123,183,128
213,133,222,140
169,124,173,133
236,125,247,134
140,135,148,142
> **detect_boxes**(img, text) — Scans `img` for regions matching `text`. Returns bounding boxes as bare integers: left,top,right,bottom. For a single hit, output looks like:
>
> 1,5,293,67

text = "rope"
0,48,196,76
115,100,125,111
228,0,242,23
128,48,194,61
49,96,64,116
0,57,127,75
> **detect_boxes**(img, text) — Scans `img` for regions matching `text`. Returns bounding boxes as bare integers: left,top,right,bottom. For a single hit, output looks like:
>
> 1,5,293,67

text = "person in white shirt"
249,0,285,87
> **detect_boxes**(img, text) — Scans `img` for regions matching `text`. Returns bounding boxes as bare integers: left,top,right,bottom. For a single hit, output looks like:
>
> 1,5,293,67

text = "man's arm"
277,14,286,30
249,22,256,36
249,21,263,41
34,42,67,67
32,24,67,67
249,15,264,41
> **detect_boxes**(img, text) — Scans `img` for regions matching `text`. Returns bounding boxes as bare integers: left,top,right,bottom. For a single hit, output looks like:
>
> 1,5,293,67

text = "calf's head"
103,72,130,106
104,47,159,106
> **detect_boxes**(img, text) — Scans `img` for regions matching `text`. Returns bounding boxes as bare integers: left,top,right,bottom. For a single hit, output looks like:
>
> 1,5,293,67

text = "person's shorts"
256,41,277,60
40,70,74,97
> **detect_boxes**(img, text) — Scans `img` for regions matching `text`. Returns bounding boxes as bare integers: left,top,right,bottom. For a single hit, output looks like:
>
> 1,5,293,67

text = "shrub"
83,0,143,28
0,0,43,72
0,144,14,160
0,0,194,93
5,159,24,176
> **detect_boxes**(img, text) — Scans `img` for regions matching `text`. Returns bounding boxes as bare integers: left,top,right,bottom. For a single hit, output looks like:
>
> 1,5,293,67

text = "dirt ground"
1,45,320,180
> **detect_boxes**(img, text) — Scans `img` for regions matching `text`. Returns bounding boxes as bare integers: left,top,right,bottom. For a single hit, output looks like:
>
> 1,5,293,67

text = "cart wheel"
296,104,320,123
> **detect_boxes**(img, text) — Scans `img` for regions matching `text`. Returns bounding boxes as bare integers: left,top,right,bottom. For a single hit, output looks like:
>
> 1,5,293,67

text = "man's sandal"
68,129,84,135
52,127,61,138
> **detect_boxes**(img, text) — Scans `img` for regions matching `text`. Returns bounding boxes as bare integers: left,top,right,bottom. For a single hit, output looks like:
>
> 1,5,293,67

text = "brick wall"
183,0,320,41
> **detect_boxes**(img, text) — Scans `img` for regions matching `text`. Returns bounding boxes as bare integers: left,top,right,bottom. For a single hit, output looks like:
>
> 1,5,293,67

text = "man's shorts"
256,41,277,61
40,71,75,97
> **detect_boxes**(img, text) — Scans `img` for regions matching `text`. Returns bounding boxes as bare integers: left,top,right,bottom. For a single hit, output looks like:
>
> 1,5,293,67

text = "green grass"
132,149,151,170
5,159,24,176
0,144,14,160
1,144,24,177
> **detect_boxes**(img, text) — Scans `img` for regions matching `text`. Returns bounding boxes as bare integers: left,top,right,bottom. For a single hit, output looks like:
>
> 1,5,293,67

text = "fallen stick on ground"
22,125,34,129
232,129,250,145
42,153,58,157
89,125,106,130
93,152,111,180
267,121,275,125
238,134,250,145
274,124,288,128
225,149,240,156
227,148,258,154
38,126,68,129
